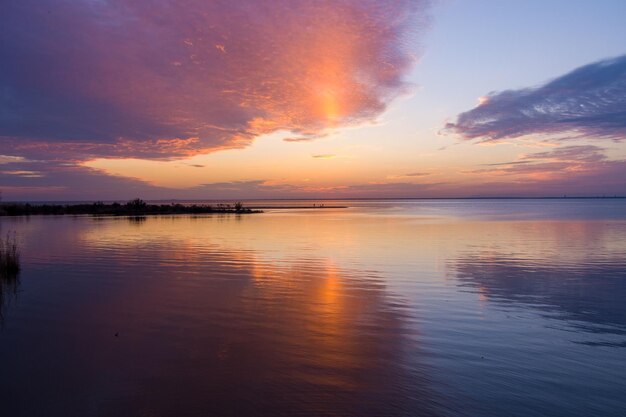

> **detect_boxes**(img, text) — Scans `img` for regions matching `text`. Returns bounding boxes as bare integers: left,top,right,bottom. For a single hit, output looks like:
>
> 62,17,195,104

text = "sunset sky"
1,0,626,200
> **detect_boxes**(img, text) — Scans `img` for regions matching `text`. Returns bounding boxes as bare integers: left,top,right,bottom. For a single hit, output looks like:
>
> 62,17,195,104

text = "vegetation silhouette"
0,232,20,276
0,199,260,217
0,232,20,326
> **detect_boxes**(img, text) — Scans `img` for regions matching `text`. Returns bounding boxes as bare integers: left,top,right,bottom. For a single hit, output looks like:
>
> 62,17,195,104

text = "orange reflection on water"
3,203,626,416
41,215,411,395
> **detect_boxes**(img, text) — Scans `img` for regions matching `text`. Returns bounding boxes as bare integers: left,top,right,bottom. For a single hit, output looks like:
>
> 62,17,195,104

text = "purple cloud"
467,145,609,175
446,55,626,141
1,0,430,161
461,145,626,197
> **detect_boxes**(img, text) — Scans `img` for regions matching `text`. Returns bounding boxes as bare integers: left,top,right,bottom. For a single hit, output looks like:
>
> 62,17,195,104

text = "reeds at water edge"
0,232,20,324
0,232,20,276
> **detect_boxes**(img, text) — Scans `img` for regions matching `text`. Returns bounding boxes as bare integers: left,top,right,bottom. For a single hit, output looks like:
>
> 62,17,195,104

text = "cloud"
0,160,167,201
522,145,607,163
1,0,430,161
283,133,330,143
0,155,28,165
468,145,608,176
386,172,431,179
3,154,625,200
459,145,626,197
1,170,43,178
451,252,626,333
283,137,316,143
320,181,443,197
446,55,626,142
312,154,336,159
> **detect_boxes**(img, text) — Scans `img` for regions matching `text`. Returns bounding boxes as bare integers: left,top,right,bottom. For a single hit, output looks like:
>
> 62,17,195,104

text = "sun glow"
319,87,340,122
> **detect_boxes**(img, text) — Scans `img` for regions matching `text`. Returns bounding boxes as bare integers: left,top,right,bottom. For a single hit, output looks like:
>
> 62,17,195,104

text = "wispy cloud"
312,154,336,159
445,55,626,142
0,155,27,165
283,133,330,143
1,170,43,178
466,145,610,176
386,172,431,179
0,161,163,201
459,145,626,196
320,181,443,197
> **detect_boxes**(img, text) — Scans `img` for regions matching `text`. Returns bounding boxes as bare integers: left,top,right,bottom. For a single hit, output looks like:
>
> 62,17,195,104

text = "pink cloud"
1,0,430,161
458,145,626,197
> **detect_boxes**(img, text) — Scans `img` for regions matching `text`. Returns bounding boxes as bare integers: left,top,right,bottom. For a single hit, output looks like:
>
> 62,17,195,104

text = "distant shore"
249,205,348,209
0,199,261,217
0,199,354,217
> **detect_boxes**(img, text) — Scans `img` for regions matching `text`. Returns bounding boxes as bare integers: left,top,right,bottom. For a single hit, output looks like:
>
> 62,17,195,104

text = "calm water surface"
1,199,625,416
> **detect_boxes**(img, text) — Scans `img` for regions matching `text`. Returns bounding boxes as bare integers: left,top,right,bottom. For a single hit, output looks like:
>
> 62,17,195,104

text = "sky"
1,0,626,200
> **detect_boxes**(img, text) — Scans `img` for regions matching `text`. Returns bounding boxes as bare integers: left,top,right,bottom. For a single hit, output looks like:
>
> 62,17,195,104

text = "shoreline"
0,200,350,217
248,205,348,209
0,200,261,217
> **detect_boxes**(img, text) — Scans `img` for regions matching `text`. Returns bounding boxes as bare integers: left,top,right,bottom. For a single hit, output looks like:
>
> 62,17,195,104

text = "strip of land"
0,199,260,216
248,205,348,209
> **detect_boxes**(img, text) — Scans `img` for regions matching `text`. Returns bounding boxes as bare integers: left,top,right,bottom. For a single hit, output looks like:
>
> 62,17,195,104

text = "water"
1,199,625,416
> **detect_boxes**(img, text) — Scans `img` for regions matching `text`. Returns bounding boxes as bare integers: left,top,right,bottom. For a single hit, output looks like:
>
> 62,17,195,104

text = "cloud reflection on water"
451,253,626,342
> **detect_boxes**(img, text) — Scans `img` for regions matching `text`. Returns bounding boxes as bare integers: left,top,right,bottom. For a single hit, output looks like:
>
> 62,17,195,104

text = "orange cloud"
1,0,430,161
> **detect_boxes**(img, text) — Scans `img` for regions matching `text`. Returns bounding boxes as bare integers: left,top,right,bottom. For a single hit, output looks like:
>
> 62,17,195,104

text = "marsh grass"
0,232,20,325
0,232,20,276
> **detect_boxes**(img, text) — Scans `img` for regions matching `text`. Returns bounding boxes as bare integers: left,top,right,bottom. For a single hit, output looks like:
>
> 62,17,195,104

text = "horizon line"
3,196,625,204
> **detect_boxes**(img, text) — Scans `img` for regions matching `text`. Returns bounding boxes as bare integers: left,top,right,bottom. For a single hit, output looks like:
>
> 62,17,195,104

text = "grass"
0,232,20,324
0,232,20,276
